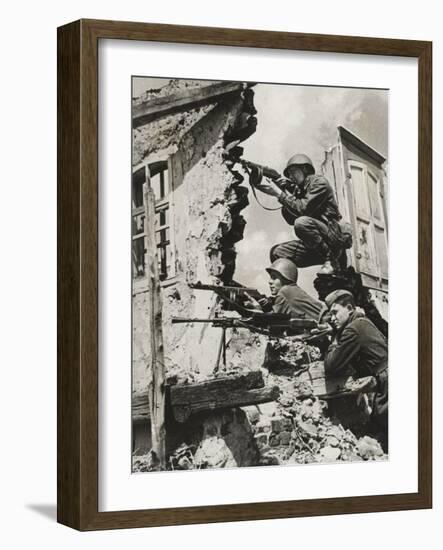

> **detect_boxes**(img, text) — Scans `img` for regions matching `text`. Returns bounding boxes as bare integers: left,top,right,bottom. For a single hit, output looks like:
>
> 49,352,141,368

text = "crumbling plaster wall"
132,81,261,394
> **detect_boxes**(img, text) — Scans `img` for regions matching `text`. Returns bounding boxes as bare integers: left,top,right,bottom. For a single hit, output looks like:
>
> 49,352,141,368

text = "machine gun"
172,312,319,335
189,281,268,315
172,312,323,372
173,283,331,371
187,281,330,336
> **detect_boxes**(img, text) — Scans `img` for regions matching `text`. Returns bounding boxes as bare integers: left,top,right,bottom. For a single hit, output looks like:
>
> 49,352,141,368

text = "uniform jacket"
272,283,323,321
278,174,341,225
324,310,388,377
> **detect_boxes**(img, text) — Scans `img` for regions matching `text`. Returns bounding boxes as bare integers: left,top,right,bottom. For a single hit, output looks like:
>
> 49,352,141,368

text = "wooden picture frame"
57,19,432,530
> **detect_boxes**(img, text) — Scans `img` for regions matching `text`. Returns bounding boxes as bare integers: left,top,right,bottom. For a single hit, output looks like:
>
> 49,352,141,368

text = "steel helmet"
266,258,298,283
283,153,315,177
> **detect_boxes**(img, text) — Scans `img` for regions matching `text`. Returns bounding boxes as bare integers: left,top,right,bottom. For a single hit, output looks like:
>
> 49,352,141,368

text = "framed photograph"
57,19,432,530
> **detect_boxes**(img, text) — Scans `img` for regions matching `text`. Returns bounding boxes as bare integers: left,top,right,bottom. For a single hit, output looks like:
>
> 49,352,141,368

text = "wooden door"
348,161,388,287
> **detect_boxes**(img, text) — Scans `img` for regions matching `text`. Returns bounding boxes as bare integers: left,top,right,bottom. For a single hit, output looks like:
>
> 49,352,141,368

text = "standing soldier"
249,154,352,275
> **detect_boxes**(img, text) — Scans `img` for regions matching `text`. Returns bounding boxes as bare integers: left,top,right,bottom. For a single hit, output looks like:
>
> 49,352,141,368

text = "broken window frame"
131,159,176,290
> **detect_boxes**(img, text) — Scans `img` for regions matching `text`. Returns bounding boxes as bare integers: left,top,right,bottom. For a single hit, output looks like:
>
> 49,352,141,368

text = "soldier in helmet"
256,258,323,321
251,153,351,275
255,258,324,370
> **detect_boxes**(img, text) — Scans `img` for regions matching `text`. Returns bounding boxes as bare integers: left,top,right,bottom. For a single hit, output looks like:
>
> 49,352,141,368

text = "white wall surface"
0,0,440,547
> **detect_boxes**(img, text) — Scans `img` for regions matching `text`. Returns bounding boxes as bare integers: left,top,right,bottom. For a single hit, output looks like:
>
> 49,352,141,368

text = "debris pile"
247,341,386,466
134,407,260,472
249,390,385,466
133,339,386,472
263,337,322,372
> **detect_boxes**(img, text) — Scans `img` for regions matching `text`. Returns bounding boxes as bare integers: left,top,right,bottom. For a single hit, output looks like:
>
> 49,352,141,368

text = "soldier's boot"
335,248,348,272
317,247,344,276
317,260,335,275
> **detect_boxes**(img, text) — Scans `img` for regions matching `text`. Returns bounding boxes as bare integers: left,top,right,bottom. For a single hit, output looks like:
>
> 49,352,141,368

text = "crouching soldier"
324,289,388,450
250,153,352,275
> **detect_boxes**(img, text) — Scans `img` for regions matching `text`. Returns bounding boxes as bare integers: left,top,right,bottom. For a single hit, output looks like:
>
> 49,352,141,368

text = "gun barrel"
171,317,236,324
190,283,258,292
241,159,281,181
172,318,213,323
288,318,318,329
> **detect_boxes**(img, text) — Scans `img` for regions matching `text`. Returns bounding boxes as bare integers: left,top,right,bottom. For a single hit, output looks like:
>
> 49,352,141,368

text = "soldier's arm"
324,325,361,374
277,177,331,217
281,206,296,226
244,294,273,313
272,293,290,315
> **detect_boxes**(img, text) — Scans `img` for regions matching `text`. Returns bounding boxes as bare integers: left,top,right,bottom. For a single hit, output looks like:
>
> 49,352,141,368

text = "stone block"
242,406,260,425
270,417,284,434
281,417,293,431
297,420,318,438
319,446,341,461
255,419,271,433
357,436,385,460
279,431,291,446
254,433,268,449
269,434,280,447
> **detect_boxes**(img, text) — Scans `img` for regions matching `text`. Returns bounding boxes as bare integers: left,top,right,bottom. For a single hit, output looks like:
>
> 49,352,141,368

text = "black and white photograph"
1,0,437,541
131,77,389,472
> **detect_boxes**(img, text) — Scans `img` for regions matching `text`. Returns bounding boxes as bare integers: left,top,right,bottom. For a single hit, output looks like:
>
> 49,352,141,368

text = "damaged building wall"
132,80,259,395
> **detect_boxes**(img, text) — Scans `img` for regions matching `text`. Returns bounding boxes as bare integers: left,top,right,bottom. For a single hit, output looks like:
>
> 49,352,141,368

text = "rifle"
189,281,268,314
172,312,329,371
172,312,319,336
240,159,297,193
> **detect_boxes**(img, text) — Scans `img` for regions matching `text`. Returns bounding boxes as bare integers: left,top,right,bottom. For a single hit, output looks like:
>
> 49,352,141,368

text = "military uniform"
270,174,350,267
324,309,388,432
272,282,323,321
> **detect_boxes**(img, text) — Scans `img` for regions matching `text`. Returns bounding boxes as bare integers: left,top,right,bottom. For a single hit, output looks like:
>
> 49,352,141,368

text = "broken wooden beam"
133,81,246,128
172,383,279,423
144,183,166,469
132,369,279,424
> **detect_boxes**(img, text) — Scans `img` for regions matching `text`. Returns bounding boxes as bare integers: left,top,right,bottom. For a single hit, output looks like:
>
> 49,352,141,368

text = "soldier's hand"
254,179,282,198
318,306,331,325
355,306,366,318
310,324,333,336
243,297,260,309
258,297,273,312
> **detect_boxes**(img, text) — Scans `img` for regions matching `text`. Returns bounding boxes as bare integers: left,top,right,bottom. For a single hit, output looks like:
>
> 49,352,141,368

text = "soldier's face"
329,303,352,330
268,275,283,296
286,166,305,185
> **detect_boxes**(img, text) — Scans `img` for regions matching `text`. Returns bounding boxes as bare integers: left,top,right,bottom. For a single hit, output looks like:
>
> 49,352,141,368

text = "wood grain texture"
417,40,432,507
57,18,432,531
57,20,81,529
133,81,245,128
132,370,268,422
81,18,429,56
145,185,166,467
